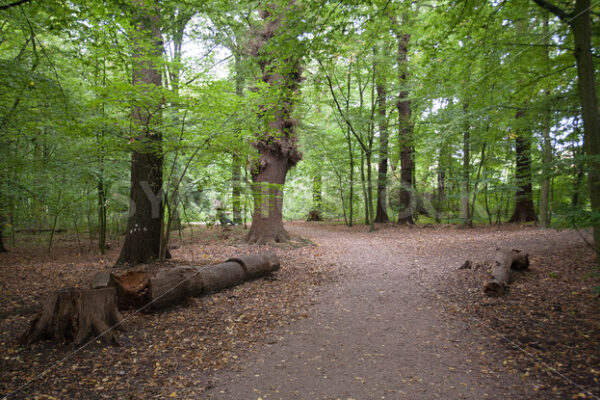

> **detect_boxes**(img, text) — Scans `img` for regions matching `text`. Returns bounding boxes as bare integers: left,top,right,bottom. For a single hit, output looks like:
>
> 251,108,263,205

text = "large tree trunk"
532,0,600,255
20,287,123,346
246,3,302,244
117,1,168,265
375,73,390,223
396,31,414,225
509,110,538,223
248,154,293,243
571,0,600,257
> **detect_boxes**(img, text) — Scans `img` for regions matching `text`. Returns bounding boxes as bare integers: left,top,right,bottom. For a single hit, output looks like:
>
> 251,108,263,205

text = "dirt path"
205,223,586,400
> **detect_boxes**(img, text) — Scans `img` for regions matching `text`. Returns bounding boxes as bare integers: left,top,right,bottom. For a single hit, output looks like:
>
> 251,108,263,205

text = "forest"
1,0,600,399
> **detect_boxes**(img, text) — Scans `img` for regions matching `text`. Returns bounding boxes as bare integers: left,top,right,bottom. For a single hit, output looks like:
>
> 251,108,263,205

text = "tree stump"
20,287,123,346
483,249,529,296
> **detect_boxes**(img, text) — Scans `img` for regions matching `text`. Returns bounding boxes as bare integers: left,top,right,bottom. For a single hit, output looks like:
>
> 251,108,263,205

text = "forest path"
206,223,576,399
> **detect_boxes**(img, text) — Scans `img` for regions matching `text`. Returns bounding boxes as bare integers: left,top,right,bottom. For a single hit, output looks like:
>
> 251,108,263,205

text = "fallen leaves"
0,226,332,399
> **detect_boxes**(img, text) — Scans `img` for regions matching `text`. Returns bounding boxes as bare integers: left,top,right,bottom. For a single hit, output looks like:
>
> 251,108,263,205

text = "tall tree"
532,0,600,254
374,48,390,223
509,109,538,223
246,2,303,243
395,24,415,224
116,0,167,265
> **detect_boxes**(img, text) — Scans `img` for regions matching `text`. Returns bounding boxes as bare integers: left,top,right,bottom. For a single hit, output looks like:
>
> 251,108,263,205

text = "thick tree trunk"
396,31,414,225
246,3,302,244
94,253,280,311
484,249,529,297
117,2,168,265
20,287,123,345
375,77,390,223
248,154,291,243
509,110,538,223
532,0,600,255
571,0,600,257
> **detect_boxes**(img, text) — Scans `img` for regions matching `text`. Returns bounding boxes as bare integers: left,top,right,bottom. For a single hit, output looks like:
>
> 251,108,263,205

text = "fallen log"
22,253,280,345
92,252,280,311
227,252,280,279
20,287,123,346
483,249,529,297
149,266,204,310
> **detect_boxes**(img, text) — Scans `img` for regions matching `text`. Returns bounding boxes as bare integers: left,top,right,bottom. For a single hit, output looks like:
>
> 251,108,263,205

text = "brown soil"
1,223,598,400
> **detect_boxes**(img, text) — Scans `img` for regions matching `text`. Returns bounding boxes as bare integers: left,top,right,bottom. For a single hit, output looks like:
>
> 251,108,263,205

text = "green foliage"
0,0,597,250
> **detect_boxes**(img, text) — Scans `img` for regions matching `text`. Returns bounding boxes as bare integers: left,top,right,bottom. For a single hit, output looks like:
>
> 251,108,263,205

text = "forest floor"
0,222,599,399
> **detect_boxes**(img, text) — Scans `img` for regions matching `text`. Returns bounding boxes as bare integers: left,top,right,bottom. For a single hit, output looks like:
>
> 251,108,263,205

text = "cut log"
227,252,280,279
484,249,529,297
20,287,123,346
111,271,153,309
149,266,204,310
199,262,246,293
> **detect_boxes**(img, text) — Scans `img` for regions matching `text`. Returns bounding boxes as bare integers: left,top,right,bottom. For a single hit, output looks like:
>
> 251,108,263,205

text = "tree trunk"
346,63,354,227
307,174,322,221
509,110,538,223
232,154,242,224
116,1,168,265
360,148,369,225
246,3,302,244
539,12,552,228
571,0,600,257
0,225,6,253
532,0,600,255
461,101,471,226
232,54,244,225
20,287,123,346
396,31,414,224
247,154,292,243
375,75,390,223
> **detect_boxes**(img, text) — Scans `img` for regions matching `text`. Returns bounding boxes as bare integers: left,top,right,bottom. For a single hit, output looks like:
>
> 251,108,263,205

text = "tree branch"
0,0,32,11
532,0,572,22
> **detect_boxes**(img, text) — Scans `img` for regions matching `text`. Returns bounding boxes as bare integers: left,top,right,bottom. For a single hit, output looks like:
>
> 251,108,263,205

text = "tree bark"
0,224,6,253
509,110,538,223
307,174,322,221
20,287,123,346
532,0,600,256
396,31,414,224
375,72,390,223
539,12,552,228
247,3,302,243
117,1,168,265
461,101,471,226
232,54,244,225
